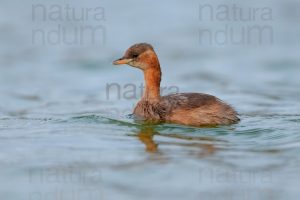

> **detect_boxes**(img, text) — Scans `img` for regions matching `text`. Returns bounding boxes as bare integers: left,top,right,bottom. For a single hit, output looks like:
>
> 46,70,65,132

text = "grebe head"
113,43,159,70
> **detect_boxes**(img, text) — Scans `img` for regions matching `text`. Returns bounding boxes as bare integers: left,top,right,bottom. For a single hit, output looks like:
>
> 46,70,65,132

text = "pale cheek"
138,62,148,70
131,61,147,70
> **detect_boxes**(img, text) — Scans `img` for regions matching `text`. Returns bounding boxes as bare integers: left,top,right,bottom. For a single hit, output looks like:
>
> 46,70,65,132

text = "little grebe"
113,43,239,126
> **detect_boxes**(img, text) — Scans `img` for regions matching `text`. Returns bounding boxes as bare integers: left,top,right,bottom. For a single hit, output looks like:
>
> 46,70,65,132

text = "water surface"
1,0,300,199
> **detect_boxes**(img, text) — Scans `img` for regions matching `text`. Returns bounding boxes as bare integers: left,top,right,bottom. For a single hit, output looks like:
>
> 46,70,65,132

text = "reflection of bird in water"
136,126,217,157
113,43,240,127
137,126,158,153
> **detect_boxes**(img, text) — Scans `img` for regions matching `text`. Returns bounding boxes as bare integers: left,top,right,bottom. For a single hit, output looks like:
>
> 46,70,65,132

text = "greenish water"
1,0,300,200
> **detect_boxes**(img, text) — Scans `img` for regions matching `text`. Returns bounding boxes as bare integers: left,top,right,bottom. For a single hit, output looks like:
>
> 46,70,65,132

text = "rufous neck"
143,55,161,101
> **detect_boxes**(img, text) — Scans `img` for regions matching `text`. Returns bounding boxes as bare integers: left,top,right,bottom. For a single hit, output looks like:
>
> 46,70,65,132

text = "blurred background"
0,0,300,200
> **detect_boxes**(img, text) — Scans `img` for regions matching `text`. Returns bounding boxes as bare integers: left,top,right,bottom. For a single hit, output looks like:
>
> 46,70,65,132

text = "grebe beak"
113,58,133,65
